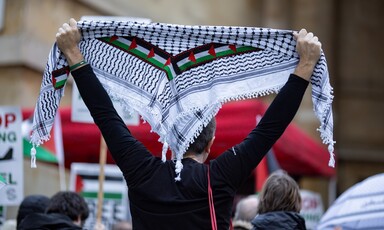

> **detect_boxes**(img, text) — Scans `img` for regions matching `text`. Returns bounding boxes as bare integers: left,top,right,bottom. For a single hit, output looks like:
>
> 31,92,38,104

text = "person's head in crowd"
112,220,133,230
234,194,260,222
16,194,50,227
46,191,89,227
257,170,301,214
233,194,259,229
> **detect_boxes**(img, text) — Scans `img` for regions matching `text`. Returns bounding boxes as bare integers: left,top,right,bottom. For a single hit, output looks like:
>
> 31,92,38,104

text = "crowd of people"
1,191,132,230
2,170,305,230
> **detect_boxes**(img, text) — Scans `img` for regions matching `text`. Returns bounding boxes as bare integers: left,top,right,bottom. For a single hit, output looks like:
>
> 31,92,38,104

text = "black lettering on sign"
0,148,13,161
0,131,16,143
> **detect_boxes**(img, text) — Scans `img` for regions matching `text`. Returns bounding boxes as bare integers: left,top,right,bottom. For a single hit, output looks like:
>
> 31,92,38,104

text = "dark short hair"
257,170,301,214
187,118,216,154
46,191,89,222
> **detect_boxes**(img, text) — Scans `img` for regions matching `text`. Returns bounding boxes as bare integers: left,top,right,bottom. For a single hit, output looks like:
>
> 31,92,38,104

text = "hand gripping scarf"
30,20,335,180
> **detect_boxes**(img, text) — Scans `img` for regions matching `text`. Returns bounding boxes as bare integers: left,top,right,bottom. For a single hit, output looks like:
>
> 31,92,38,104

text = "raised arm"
55,19,153,179
212,29,322,188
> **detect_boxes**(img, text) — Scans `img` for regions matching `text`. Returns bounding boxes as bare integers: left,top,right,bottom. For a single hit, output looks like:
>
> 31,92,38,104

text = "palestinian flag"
52,67,69,89
75,174,125,200
22,113,64,164
0,174,6,190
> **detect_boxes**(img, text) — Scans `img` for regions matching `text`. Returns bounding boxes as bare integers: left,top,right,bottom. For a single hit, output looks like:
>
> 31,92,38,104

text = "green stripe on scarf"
179,46,258,71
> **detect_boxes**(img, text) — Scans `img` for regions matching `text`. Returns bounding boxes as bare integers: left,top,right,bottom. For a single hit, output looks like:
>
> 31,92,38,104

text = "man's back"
127,158,215,229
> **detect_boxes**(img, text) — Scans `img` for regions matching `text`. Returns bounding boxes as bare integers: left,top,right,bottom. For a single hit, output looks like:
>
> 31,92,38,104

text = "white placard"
0,107,24,205
71,82,140,125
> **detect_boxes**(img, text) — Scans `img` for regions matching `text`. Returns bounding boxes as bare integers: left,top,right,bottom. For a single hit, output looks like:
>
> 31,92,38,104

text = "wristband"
69,60,87,71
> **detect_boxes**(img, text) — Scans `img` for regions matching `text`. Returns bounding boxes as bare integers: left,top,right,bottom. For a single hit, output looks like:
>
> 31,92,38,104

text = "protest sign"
0,107,23,205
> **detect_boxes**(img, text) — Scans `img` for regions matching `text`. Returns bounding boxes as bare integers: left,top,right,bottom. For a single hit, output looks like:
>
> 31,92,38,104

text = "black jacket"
251,211,306,230
17,213,82,230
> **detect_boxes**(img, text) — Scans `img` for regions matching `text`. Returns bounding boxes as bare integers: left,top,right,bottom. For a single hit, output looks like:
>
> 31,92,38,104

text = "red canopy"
23,100,335,177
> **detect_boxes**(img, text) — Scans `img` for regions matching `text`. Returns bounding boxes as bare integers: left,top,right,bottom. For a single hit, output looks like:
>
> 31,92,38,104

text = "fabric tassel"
161,141,168,162
328,142,336,167
30,146,37,168
174,159,183,181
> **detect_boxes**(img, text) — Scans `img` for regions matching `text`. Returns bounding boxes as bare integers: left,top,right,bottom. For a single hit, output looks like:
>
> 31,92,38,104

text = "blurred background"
0,0,383,228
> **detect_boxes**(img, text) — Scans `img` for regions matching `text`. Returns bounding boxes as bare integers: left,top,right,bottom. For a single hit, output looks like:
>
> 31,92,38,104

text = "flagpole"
54,112,66,191
58,162,66,190
96,135,107,225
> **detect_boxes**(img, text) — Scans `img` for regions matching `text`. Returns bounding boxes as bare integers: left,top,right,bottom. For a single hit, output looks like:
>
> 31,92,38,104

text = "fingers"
62,23,70,31
56,27,65,38
56,24,68,37
312,36,321,50
293,28,321,47
57,18,78,33
294,29,312,40
60,22,73,35
69,18,77,28
293,28,307,40
58,28,65,34
56,18,79,39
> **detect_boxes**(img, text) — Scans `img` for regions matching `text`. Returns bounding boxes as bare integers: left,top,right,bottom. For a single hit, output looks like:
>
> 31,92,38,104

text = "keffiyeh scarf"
31,20,335,179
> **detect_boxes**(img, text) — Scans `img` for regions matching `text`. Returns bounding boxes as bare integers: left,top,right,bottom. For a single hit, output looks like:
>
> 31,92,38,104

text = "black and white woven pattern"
31,20,335,178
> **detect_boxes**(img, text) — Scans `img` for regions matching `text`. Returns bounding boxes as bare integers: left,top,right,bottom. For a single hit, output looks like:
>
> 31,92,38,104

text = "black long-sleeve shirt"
72,65,308,230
